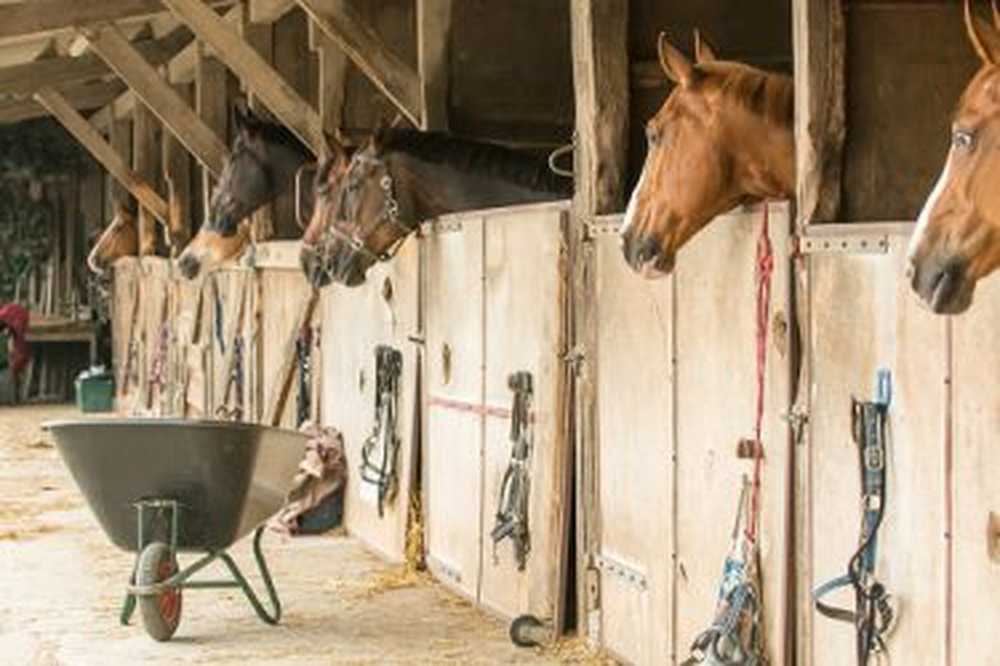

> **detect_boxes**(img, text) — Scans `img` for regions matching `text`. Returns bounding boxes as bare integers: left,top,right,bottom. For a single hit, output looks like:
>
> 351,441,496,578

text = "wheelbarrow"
43,418,308,641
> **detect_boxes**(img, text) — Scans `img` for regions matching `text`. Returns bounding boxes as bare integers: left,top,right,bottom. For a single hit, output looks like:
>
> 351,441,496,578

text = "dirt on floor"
0,405,615,665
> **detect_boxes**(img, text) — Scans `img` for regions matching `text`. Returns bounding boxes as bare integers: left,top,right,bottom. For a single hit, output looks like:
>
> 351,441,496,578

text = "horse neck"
390,153,562,220
730,87,796,200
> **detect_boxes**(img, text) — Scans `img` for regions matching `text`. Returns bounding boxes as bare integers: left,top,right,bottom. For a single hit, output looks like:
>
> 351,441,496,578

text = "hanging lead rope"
683,204,772,666
813,369,896,665
490,371,534,570
359,345,402,518
295,326,313,428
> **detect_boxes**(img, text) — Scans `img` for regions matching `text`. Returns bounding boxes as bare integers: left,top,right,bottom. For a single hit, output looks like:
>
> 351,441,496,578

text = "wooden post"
195,47,228,222
33,88,167,222
241,9,276,241
569,0,630,641
163,82,194,249
793,0,845,227
133,102,162,256
417,0,453,131
82,23,229,178
310,22,348,134
109,118,133,212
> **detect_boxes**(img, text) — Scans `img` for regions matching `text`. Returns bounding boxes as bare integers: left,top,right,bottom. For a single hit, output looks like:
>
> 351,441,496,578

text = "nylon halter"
318,151,416,268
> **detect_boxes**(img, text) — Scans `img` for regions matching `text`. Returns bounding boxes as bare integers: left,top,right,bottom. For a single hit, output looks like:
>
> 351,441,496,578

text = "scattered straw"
537,637,619,665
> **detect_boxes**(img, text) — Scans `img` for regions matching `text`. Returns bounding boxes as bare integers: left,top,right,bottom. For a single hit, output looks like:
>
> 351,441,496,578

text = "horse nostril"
178,254,200,279
637,239,659,264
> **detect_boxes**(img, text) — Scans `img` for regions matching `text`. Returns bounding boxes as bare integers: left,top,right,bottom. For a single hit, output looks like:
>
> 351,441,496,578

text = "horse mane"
699,61,794,130
240,116,311,157
380,129,573,196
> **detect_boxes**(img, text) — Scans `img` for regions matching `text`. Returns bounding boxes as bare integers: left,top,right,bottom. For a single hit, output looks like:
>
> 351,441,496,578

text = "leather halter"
318,151,416,266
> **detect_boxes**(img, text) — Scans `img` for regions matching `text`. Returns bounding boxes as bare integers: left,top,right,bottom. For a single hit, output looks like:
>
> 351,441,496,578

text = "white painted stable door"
423,202,571,622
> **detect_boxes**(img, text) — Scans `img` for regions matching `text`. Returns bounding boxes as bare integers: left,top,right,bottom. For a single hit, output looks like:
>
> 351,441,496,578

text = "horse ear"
658,32,695,87
694,29,718,64
966,0,1000,64
993,0,1000,29
321,131,348,166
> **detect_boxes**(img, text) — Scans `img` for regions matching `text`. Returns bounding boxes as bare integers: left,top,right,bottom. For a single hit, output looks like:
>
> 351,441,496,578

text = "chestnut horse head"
86,199,153,274
300,129,572,288
177,106,312,280
621,31,795,278
908,0,1000,314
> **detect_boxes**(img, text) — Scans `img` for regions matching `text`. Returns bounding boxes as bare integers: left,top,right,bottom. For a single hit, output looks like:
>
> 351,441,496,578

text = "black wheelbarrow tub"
44,419,308,552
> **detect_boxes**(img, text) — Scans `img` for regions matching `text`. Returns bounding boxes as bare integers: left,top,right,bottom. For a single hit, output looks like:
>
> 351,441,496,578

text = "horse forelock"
378,129,572,196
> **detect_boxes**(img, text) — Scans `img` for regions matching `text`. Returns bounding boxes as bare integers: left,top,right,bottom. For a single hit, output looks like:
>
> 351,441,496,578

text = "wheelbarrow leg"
218,526,282,625
120,566,137,625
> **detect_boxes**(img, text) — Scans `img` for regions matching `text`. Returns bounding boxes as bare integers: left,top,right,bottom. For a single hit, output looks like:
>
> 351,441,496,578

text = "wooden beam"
164,82,194,248
241,12,276,241
569,0,629,642
34,87,168,223
794,0,846,226
250,0,296,24
297,0,421,127
417,0,452,131
82,23,229,177
162,0,326,156
0,0,233,42
0,80,126,124
0,29,192,97
109,118,133,207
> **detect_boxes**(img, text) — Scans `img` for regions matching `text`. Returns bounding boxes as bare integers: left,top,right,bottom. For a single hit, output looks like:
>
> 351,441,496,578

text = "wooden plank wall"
591,204,794,665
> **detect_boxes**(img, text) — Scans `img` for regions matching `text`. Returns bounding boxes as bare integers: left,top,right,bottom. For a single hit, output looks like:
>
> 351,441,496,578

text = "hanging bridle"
309,150,417,283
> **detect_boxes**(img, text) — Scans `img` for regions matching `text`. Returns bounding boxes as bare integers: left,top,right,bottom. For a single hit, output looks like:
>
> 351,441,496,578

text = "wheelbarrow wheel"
509,614,545,648
136,541,182,641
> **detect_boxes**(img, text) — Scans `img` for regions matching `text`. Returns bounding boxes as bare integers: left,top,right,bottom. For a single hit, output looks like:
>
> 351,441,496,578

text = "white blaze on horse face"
909,153,953,261
622,162,650,237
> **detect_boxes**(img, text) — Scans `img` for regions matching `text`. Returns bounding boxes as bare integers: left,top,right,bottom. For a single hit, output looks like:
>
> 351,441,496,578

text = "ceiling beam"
0,0,234,42
0,28,193,98
34,86,168,222
417,0,452,131
82,23,228,177
161,0,326,156
0,79,125,124
297,0,421,127
249,0,296,24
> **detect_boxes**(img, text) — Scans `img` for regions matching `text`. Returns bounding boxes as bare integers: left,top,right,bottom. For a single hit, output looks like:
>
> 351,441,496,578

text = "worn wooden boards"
320,240,420,562
423,202,571,623
590,203,794,665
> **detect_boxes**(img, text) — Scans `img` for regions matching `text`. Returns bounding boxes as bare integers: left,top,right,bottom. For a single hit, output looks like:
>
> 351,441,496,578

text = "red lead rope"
746,203,773,544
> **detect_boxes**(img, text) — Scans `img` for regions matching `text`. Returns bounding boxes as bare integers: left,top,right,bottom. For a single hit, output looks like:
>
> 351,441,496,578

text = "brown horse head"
300,138,354,287
87,199,150,274
301,128,572,288
177,105,311,280
908,0,1000,314
621,31,795,278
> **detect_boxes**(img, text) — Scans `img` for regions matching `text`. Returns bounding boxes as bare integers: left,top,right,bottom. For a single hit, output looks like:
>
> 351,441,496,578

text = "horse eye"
953,129,976,151
646,127,660,147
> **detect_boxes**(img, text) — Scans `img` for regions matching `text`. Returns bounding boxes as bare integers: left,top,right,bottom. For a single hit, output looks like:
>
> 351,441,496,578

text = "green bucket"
75,367,115,413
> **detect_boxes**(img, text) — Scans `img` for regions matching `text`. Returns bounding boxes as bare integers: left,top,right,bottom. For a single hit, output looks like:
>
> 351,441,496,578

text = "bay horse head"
177,105,311,280
621,31,795,278
86,199,151,274
908,0,1000,314
301,128,573,288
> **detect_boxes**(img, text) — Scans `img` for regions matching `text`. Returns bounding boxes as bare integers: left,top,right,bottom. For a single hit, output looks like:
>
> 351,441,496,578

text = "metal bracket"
594,553,648,591
798,234,890,255
586,217,623,236
424,219,464,235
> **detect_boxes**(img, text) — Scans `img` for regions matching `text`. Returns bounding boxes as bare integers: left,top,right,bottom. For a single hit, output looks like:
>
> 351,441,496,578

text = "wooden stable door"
423,202,571,623
590,204,795,666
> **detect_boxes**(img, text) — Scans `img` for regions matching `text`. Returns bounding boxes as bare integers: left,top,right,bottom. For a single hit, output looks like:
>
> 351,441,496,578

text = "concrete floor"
0,405,610,665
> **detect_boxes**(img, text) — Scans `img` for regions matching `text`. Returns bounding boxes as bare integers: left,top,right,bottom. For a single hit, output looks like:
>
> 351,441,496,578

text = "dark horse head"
300,129,573,288
177,106,312,280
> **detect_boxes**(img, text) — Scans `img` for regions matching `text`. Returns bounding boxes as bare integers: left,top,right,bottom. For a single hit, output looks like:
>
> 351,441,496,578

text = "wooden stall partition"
801,225,949,664
589,203,794,665
423,201,572,622
950,277,1000,665
203,267,255,420
320,240,420,563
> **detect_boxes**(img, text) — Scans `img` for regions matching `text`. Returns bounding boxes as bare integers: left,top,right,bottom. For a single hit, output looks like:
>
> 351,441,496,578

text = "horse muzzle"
177,253,202,280
621,232,675,278
907,253,974,314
